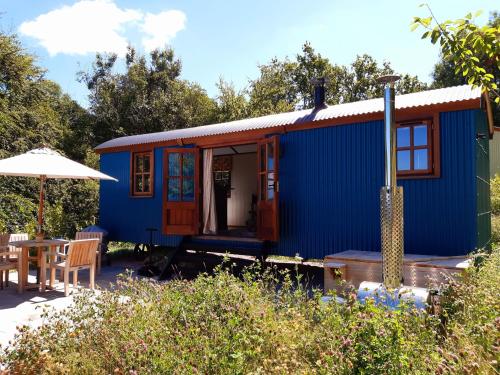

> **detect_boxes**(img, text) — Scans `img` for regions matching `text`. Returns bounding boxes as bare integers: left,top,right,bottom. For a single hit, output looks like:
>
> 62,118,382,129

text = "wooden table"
9,239,68,292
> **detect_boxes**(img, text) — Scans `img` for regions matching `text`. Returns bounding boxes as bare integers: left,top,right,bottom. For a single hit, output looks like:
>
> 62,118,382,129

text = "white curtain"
202,149,217,234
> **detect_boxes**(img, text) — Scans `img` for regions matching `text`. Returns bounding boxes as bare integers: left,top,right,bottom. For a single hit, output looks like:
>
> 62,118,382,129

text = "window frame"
130,150,154,197
396,116,440,179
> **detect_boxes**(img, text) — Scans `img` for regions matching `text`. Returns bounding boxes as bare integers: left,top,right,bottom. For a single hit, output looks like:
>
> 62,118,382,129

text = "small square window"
132,151,154,196
396,120,437,178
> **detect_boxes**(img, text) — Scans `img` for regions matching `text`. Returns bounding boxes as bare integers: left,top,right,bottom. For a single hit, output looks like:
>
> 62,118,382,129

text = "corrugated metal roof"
95,85,481,150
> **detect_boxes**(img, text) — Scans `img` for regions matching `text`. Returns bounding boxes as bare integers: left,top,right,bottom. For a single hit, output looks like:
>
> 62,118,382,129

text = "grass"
106,241,135,262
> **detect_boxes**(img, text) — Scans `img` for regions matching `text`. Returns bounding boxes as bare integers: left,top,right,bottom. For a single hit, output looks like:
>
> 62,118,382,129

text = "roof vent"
311,77,329,110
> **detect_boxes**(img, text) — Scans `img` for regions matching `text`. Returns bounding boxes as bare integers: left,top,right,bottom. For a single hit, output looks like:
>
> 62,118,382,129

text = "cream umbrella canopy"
0,148,117,237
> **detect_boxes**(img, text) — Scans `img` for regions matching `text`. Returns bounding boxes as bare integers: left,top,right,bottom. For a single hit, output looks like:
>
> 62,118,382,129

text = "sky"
0,0,497,107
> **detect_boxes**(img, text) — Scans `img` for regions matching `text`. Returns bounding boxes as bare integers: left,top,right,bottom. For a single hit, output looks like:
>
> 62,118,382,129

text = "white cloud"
18,0,186,57
141,10,186,52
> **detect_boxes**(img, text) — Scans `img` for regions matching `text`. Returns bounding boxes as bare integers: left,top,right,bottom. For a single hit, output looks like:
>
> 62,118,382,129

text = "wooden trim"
482,91,494,138
95,100,480,154
432,112,441,178
130,150,154,197
256,136,279,241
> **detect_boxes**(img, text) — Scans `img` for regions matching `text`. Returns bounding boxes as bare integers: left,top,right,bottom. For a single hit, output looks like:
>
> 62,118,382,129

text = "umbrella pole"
37,175,46,238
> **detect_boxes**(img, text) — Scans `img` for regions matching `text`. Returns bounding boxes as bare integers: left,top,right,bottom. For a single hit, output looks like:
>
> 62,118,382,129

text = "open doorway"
204,144,258,238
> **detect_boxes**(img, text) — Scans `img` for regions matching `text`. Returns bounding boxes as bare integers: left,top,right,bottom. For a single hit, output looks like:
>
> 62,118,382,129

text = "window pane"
143,155,150,172
144,174,150,193
267,142,274,171
397,127,410,147
182,153,194,177
182,178,194,201
135,155,143,173
414,149,428,170
260,145,266,171
260,174,266,200
397,150,411,171
267,172,274,200
168,153,180,176
135,175,143,192
414,125,428,146
168,177,180,201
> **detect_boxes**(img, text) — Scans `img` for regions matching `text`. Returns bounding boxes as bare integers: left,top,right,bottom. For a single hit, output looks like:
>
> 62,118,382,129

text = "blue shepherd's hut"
95,85,494,259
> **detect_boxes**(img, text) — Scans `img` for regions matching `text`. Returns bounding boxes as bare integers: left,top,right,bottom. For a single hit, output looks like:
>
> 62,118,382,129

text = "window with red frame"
132,151,153,196
396,120,435,176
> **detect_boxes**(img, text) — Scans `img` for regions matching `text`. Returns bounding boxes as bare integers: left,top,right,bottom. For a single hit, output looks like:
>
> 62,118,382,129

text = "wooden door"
163,148,200,235
257,136,279,241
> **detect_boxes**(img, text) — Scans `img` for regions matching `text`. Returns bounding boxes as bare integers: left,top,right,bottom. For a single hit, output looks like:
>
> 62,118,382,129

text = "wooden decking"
324,250,470,293
181,235,266,258
191,235,262,244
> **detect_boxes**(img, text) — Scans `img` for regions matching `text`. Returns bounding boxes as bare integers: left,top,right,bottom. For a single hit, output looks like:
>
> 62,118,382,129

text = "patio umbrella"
0,147,117,236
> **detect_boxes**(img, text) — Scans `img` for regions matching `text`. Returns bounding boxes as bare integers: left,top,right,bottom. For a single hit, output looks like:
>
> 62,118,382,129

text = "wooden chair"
41,239,99,296
75,232,104,275
0,233,22,292
4,233,29,286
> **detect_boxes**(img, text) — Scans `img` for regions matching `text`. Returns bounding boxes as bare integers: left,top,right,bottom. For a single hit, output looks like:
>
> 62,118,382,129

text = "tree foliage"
79,47,217,145
0,32,97,238
244,43,427,118
214,78,249,122
413,6,500,103
429,12,500,125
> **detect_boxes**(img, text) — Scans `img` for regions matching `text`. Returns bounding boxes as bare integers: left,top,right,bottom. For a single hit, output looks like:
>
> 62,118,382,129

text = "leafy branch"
412,4,500,103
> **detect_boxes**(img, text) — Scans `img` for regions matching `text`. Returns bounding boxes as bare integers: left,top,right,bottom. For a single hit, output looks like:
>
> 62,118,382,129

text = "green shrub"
438,247,500,374
491,214,500,244
1,251,498,374
0,192,37,235
490,175,500,215
0,264,440,374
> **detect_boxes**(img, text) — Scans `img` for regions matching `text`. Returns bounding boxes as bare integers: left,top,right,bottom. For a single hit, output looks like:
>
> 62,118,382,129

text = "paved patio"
0,259,143,347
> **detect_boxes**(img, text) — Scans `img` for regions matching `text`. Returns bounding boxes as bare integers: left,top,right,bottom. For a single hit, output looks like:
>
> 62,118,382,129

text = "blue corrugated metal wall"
399,110,477,255
275,120,384,258
275,109,478,258
99,148,182,246
99,109,481,257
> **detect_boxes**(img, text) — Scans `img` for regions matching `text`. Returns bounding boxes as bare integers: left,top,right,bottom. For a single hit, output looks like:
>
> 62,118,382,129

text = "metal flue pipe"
381,76,398,188
377,75,404,289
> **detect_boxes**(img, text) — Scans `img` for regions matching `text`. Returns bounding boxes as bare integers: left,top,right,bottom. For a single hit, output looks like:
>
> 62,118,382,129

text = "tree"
0,31,97,237
292,42,348,108
0,33,64,157
342,55,427,103
247,57,298,116
247,43,427,117
431,54,467,88
79,46,217,145
413,6,500,103
214,78,249,122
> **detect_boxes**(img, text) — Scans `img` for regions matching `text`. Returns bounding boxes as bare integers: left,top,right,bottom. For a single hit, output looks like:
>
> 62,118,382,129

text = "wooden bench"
324,261,347,294
324,250,470,295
